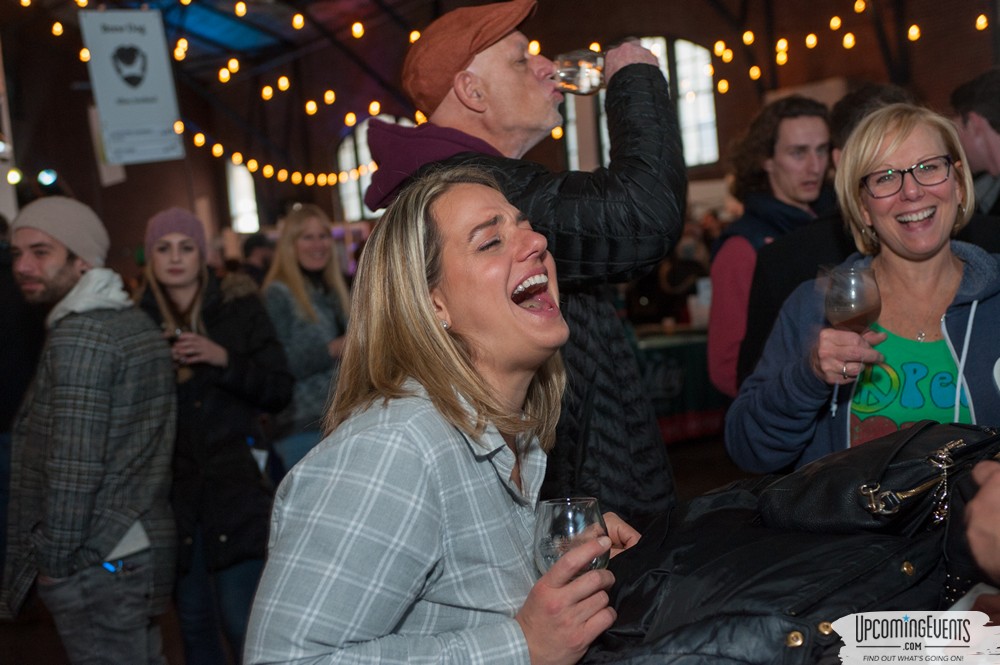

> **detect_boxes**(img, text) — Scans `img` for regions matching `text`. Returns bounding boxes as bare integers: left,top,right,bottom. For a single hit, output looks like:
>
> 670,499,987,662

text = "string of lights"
11,0,995,188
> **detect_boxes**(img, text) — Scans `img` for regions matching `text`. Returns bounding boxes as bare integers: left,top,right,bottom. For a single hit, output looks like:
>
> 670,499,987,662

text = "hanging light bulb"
262,86,274,101
830,16,842,30
75,0,87,7
228,58,239,73
775,38,788,51
304,173,316,186
305,100,318,115
246,159,259,173
748,65,761,80
174,48,186,61
193,133,206,147
79,48,91,63
180,0,191,5
415,110,427,125
317,173,328,186
292,13,304,30
277,169,289,182
528,40,540,55
234,1,246,17
907,24,921,41
722,48,733,63
551,126,564,140
705,64,714,77
358,164,369,176
805,33,818,48
177,38,189,50
7,168,22,185
324,90,336,105
211,143,224,157
409,30,421,43
262,164,274,178
843,32,856,49
218,68,231,83
351,22,364,38
854,0,866,12
338,171,348,184
713,40,725,57
977,14,989,31
19,0,30,7
231,152,243,165
345,112,357,127
277,76,290,91
52,21,63,36
776,50,788,65
717,79,730,94
291,171,303,185
173,120,185,134
742,30,755,45
368,101,381,116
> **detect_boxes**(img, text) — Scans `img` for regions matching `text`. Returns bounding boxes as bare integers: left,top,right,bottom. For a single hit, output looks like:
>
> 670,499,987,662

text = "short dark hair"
242,232,274,259
830,83,916,149
729,95,829,202
951,68,1000,134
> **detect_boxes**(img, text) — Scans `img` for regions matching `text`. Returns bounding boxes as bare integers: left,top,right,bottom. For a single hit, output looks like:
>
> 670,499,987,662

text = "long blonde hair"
263,203,351,322
324,165,565,451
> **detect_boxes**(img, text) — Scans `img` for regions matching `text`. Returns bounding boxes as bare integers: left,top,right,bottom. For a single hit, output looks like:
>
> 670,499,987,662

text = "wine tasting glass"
553,50,605,95
533,497,609,574
824,266,881,333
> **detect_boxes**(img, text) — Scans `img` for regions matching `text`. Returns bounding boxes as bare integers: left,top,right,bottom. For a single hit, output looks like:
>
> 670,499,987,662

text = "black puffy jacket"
370,64,686,521
140,273,293,571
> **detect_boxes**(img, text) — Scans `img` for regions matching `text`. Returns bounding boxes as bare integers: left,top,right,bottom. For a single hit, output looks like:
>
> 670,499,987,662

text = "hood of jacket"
364,119,503,211
47,267,132,328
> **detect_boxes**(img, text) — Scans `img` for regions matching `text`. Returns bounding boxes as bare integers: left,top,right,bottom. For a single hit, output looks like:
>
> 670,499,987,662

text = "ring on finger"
841,363,849,380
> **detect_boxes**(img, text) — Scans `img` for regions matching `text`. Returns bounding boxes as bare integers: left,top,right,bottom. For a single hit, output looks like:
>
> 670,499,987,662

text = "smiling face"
11,227,87,305
429,183,568,397
466,31,563,157
860,123,965,263
150,232,202,290
294,216,333,272
764,115,830,211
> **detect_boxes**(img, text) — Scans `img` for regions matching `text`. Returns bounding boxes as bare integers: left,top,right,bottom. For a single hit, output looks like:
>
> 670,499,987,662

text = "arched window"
336,115,414,220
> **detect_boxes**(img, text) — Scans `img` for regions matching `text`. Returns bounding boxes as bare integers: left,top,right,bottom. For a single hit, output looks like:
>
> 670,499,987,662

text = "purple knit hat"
144,207,207,261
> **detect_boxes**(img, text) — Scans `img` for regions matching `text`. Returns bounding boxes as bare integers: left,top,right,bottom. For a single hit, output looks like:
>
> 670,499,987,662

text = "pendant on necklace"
916,330,926,342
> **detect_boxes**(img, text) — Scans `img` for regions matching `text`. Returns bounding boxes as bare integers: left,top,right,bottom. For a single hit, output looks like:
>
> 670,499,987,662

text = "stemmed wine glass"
824,266,881,333
533,497,609,574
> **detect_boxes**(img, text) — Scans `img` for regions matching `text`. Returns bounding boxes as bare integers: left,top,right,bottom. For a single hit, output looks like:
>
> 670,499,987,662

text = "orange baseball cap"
402,0,537,115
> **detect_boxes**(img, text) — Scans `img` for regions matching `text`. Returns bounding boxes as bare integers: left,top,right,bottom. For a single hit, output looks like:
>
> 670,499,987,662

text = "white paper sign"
79,9,184,165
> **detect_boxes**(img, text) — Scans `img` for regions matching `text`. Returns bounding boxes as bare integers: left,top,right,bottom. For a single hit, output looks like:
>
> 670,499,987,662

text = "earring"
441,320,450,330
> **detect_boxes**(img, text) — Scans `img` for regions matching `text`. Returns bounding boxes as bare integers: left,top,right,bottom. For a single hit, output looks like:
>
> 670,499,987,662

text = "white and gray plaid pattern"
245,387,544,664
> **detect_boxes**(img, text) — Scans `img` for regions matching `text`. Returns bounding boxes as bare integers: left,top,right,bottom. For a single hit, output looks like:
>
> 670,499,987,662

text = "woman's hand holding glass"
812,266,885,384
516,534,616,665
170,331,229,368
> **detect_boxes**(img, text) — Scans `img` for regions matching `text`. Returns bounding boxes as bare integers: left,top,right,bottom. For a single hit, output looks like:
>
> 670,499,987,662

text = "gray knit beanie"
10,196,109,267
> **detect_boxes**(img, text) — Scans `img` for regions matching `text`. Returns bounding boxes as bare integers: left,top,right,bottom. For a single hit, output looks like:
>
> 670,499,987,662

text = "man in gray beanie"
4,196,177,664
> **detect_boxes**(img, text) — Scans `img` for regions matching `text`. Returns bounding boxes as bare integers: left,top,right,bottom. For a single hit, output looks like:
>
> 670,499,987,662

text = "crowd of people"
2,0,1000,662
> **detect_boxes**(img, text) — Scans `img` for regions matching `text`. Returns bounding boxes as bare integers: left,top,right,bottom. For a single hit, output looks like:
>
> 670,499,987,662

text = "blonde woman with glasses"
727,103,1000,474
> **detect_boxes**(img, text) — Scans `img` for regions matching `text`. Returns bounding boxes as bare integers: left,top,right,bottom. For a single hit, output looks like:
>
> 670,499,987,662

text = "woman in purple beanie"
136,207,293,665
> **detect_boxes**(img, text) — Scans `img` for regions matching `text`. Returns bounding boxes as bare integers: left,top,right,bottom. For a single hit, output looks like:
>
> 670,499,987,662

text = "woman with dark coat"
137,208,293,665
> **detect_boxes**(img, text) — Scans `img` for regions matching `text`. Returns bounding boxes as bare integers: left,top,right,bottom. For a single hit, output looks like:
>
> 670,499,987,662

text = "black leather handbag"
758,421,1000,536
582,487,947,664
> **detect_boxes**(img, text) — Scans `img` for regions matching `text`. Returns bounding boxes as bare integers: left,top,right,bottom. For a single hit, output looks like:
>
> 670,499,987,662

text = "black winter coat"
140,273,293,572
437,65,687,520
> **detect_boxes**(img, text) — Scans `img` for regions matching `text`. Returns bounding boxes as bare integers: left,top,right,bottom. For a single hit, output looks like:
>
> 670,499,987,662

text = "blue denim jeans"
175,529,264,665
36,550,165,665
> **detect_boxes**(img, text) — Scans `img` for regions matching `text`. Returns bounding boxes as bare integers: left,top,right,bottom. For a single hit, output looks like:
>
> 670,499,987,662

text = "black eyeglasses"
859,155,953,199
